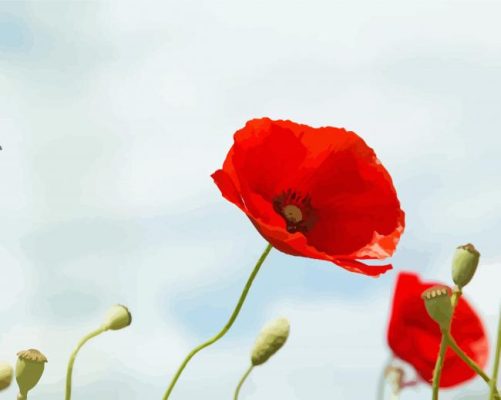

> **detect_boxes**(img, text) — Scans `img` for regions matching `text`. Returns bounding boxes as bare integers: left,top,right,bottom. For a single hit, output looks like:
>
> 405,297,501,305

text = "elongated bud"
0,362,13,391
102,304,132,331
251,317,290,366
15,349,47,397
452,243,480,289
421,286,453,330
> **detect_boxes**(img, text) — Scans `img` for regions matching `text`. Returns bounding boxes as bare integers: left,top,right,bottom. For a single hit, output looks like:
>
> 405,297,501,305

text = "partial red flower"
387,272,488,387
211,118,405,276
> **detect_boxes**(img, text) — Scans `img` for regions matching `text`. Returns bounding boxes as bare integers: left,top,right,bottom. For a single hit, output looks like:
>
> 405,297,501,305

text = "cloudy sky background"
1,1,501,399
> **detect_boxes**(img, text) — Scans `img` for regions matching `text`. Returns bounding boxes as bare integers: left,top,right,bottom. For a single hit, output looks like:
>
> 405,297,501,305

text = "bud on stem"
251,317,290,366
235,317,291,400
452,243,480,289
65,304,132,400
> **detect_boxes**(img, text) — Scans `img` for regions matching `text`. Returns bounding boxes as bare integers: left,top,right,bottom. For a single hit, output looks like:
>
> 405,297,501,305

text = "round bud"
421,286,453,330
251,317,290,366
0,362,13,391
15,349,47,397
102,304,132,331
452,243,480,289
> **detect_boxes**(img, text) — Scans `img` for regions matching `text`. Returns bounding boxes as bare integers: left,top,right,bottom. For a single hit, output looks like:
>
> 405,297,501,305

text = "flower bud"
0,362,13,391
421,286,453,330
102,304,132,331
15,349,47,397
452,243,480,289
251,317,290,366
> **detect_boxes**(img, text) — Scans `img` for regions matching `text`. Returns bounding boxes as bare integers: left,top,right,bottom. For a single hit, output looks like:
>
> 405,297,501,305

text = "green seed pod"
251,317,290,366
0,362,13,391
15,349,47,398
452,243,480,289
102,304,132,331
421,286,453,330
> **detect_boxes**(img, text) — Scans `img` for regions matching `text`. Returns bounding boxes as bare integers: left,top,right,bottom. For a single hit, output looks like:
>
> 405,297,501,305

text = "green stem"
446,332,499,398
431,289,461,400
65,326,107,400
445,332,491,383
234,365,254,400
490,307,501,400
162,243,273,400
432,335,448,400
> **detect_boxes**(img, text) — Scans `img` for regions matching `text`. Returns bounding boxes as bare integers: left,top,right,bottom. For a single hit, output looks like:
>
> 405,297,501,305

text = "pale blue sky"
0,1,500,399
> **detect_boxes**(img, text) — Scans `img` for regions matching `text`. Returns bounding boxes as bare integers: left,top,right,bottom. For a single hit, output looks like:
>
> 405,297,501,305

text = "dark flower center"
273,189,313,233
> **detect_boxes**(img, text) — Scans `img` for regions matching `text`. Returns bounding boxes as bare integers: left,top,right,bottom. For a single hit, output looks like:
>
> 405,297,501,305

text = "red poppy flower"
387,272,488,387
211,118,405,276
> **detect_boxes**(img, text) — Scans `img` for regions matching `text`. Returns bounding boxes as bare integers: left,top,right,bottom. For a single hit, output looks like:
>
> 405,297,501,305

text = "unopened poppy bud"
452,243,480,289
251,317,290,366
0,362,13,391
421,286,453,330
102,304,132,331
15,349,47,398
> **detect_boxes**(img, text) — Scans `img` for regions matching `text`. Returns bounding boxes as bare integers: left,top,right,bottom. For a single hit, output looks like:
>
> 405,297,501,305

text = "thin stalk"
432,335,448,400
446,332,499,397
65,326,106,400
234,365,254,400
431,289,461,400
445,332,490,383
162,243,273,400
490,307,501,400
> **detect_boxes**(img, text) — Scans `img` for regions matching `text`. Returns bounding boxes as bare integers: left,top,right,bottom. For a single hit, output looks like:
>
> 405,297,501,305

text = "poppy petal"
211,169,245,209
247,213,394,276
231,119,308,201
296,133,403,256
332,258,393,276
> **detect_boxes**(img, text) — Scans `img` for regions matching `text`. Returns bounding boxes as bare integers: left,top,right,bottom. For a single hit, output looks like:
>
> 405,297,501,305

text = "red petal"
296,129,403,256
231,118,308,201
211,169,244,209
248,214,393,276
332,258,393,276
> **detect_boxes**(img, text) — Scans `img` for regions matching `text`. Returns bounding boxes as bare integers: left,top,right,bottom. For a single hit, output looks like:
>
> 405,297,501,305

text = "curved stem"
162,243,273,400
490,307,501,400
446,332,499,397
234,365,254,400
445,332,491,383
447,334,499,398
431,289,461,400
65,326,107,400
